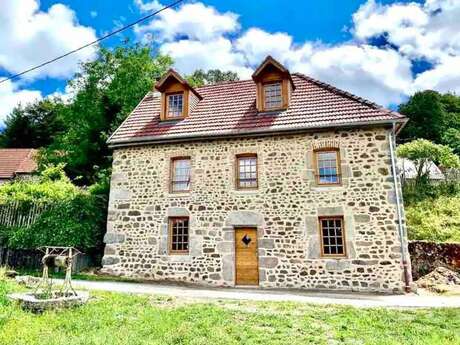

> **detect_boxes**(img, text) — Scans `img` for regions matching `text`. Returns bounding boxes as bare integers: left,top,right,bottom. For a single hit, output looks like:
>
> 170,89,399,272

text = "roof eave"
107,118,406,149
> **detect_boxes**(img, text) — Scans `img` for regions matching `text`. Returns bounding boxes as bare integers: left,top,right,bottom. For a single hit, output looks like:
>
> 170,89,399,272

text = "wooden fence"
0,247,94,272
0,201,47,228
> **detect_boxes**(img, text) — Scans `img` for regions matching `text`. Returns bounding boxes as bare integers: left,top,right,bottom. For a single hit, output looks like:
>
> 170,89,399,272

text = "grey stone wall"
101,127,408,293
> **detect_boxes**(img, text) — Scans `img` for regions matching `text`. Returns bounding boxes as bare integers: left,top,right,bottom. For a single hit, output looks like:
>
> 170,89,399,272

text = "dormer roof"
252,55,294,88
155,68,202,100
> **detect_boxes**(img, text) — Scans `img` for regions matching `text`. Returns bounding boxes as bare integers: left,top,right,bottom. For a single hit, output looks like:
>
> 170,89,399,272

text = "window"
167,93,184,118
236,154,258,189
263,82,282,110
319,217,346,257
315,149,341,185
169,217,189,254
170,157,191,192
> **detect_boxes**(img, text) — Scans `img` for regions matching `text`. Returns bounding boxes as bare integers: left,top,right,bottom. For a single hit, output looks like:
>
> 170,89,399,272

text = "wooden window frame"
168,217,189,255
165,92,185,119
169,156,191,193
262,81,283,110
318,216,347,258
235,153,258,190
313,148,342,186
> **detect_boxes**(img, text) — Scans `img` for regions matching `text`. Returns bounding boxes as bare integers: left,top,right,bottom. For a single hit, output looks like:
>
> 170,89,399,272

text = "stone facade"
101,127,410,293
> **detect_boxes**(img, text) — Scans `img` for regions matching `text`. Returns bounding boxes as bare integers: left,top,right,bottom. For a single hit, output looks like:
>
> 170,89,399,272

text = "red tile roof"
108,73,406,147
0,149,38,179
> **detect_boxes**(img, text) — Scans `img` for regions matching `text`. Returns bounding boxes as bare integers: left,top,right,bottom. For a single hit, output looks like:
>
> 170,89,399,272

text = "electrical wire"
0,0,185,85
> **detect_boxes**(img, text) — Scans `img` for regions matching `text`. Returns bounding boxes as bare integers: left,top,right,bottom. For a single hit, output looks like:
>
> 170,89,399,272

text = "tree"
398,91,447,144
186,69,239,87
39,43,173,184
397,139,460,185
0,99,65,148
398,91,460,149
442,128,460,156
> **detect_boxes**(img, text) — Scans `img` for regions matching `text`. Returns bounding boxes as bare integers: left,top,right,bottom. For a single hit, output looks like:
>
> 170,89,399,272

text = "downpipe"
389,123,412,293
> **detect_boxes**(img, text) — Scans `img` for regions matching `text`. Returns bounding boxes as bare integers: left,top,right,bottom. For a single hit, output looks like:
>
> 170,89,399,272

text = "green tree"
398,91,447,143
442,128,460,156
397,139,460,185
39,43,173,184
186,69,239,87
398,91,460,149
0,99,65,148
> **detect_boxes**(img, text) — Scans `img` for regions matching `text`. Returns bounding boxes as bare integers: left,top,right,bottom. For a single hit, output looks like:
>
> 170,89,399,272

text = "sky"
1,0,460,125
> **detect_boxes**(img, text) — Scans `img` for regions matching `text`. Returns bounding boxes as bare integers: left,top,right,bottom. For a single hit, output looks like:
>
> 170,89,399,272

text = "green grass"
0,277,459,345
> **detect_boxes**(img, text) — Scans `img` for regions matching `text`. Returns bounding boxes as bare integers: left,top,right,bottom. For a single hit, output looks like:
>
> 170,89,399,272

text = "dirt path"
57,279,460,308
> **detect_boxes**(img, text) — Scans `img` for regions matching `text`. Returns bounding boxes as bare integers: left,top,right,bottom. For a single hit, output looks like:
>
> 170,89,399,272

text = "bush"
403,180,460,205
406,195,460,243
0,165,106,251
0,164,79,205
4,194,105,250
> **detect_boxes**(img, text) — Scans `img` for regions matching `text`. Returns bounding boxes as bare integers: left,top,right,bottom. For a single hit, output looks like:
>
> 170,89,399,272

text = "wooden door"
235,228,259,285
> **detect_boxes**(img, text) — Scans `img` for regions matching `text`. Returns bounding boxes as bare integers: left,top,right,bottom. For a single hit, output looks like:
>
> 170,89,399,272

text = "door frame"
234,227,259,286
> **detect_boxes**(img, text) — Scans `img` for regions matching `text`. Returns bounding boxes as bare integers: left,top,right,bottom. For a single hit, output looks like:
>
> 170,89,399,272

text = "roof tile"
108,73,405,146
0,149,38,179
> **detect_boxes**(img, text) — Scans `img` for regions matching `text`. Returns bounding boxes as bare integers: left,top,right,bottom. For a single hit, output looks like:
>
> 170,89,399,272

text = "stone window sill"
167,192,192,198
310,185,345,192
163,254,192,263
233,189,259,195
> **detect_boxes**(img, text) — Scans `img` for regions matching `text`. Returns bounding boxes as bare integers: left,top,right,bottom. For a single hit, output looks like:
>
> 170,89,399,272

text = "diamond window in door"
241,234,252,246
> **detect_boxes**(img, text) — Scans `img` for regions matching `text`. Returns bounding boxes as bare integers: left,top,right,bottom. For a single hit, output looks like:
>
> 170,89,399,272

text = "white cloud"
412,56,460,94
90,11,98,18
135,0,162,12
135,0,415,106
296,45,412,105
159,38,252,78
135,2,239,42
353,0,460,62
0,0,97,80
0,81,42,123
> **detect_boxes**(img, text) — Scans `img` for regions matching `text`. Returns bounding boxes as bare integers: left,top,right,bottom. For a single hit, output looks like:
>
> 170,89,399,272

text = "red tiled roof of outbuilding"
108,73,406,147
0,149,38,179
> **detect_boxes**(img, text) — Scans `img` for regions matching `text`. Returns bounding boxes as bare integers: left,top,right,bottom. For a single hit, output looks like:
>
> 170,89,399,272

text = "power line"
0,0,185,85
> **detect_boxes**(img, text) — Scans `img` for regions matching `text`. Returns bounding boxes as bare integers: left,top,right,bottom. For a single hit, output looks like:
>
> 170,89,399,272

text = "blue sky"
1,0,459,123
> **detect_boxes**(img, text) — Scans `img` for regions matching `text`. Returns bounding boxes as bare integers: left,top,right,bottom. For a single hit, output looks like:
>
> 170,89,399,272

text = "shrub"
0,164,79,205
406,195,460,243
4,194,105,250
0,165,106,251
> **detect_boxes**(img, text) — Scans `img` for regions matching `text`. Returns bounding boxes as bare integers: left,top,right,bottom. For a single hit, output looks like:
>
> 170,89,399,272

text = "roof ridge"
292,72,403,118
195,78,253,90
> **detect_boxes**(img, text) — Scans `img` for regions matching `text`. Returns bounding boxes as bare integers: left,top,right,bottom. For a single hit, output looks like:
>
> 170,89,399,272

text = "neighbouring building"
397,157,445,182
0,149,37,184
101,56,413,293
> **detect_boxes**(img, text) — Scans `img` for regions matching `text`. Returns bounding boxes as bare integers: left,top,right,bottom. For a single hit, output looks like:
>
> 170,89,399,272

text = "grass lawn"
0,277,459,345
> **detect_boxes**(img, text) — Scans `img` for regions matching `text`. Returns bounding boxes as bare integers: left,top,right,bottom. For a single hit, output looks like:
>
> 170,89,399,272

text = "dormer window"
155,69,202,121
252,56,295,113
167,93,184,118
264,82,282,110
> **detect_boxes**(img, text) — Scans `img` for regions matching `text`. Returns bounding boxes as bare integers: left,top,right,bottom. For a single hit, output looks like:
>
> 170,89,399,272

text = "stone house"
101,56,412,293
